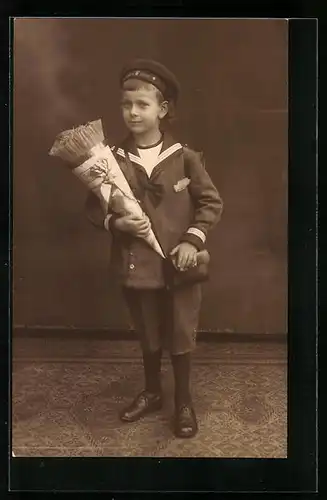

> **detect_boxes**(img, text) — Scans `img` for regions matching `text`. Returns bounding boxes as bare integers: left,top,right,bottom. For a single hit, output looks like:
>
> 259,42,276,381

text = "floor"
12,337,288,458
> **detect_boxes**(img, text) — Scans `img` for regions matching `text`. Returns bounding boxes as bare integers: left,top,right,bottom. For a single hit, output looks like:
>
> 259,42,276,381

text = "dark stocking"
143,349,162,394
171,352,192,407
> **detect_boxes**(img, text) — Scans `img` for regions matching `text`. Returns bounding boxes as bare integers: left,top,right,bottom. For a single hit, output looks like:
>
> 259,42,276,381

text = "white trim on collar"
116,148,143,166
116,143,183,168
157,143,183,164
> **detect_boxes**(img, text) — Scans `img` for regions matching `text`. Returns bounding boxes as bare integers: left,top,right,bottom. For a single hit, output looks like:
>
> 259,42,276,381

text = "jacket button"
129,264,135,270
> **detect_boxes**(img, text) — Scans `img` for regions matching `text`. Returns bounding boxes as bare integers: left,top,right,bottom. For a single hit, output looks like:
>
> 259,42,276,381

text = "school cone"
49,119,165,259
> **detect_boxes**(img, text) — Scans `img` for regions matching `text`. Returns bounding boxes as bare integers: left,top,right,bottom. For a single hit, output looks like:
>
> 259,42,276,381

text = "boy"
85,59,223,438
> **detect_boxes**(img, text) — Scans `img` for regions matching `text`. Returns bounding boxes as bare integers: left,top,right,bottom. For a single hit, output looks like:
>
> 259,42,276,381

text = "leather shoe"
119,391,163,423
174,404,198,438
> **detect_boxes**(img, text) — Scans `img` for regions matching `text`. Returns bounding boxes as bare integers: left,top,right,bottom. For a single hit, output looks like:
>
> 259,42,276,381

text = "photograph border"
4,16,318,493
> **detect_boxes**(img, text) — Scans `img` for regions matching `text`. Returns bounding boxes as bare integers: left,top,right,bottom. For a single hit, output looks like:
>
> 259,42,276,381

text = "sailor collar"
115,133,183,169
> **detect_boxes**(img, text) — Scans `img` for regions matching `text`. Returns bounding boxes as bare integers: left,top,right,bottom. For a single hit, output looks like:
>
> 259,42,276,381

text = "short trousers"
122,284,202,355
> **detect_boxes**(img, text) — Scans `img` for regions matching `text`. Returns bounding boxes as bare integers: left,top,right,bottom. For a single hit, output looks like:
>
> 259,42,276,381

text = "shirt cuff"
181,227,206,251
104,214,113,231
187,227,206,243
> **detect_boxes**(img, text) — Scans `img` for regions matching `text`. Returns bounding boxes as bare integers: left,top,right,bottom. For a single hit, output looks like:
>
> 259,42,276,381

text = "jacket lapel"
151,147,183,181
112,139,143,200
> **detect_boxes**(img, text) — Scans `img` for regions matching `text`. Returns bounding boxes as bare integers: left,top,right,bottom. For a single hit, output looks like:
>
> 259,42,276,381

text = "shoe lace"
179,405,193,417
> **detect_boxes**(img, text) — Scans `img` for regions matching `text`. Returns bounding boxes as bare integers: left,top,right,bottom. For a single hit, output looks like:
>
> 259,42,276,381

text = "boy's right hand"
114,214,151,238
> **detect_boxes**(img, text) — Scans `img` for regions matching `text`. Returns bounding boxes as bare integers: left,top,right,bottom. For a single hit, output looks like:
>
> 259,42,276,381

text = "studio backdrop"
13,18,288,335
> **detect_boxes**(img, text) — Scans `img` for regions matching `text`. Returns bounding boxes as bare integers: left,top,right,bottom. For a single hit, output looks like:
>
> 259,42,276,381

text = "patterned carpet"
12,337,287,458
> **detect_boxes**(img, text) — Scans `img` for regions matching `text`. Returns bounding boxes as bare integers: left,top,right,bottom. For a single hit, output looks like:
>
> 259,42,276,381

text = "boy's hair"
121,78,176,121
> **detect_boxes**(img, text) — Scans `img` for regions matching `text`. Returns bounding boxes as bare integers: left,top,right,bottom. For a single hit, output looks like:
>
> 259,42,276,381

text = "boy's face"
121,84,168,136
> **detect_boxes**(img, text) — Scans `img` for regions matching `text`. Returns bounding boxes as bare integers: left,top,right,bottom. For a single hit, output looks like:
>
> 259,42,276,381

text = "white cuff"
104,214,113,231
186,227,206,243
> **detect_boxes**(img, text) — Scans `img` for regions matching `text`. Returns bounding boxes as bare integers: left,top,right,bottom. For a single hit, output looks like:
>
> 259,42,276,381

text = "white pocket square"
173,177,191,192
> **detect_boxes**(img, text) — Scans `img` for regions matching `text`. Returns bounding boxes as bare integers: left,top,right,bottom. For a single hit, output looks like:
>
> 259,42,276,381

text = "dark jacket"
85,132,223,288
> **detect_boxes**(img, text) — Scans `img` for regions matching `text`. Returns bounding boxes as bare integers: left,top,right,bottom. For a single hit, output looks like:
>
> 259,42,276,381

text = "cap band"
122,69,167,97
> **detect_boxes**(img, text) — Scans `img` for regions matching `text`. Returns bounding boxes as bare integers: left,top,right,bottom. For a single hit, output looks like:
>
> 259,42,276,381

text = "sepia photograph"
12,17,288,459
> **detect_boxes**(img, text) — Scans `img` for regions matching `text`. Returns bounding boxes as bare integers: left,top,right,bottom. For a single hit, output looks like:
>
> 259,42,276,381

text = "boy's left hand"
170,242,198,272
